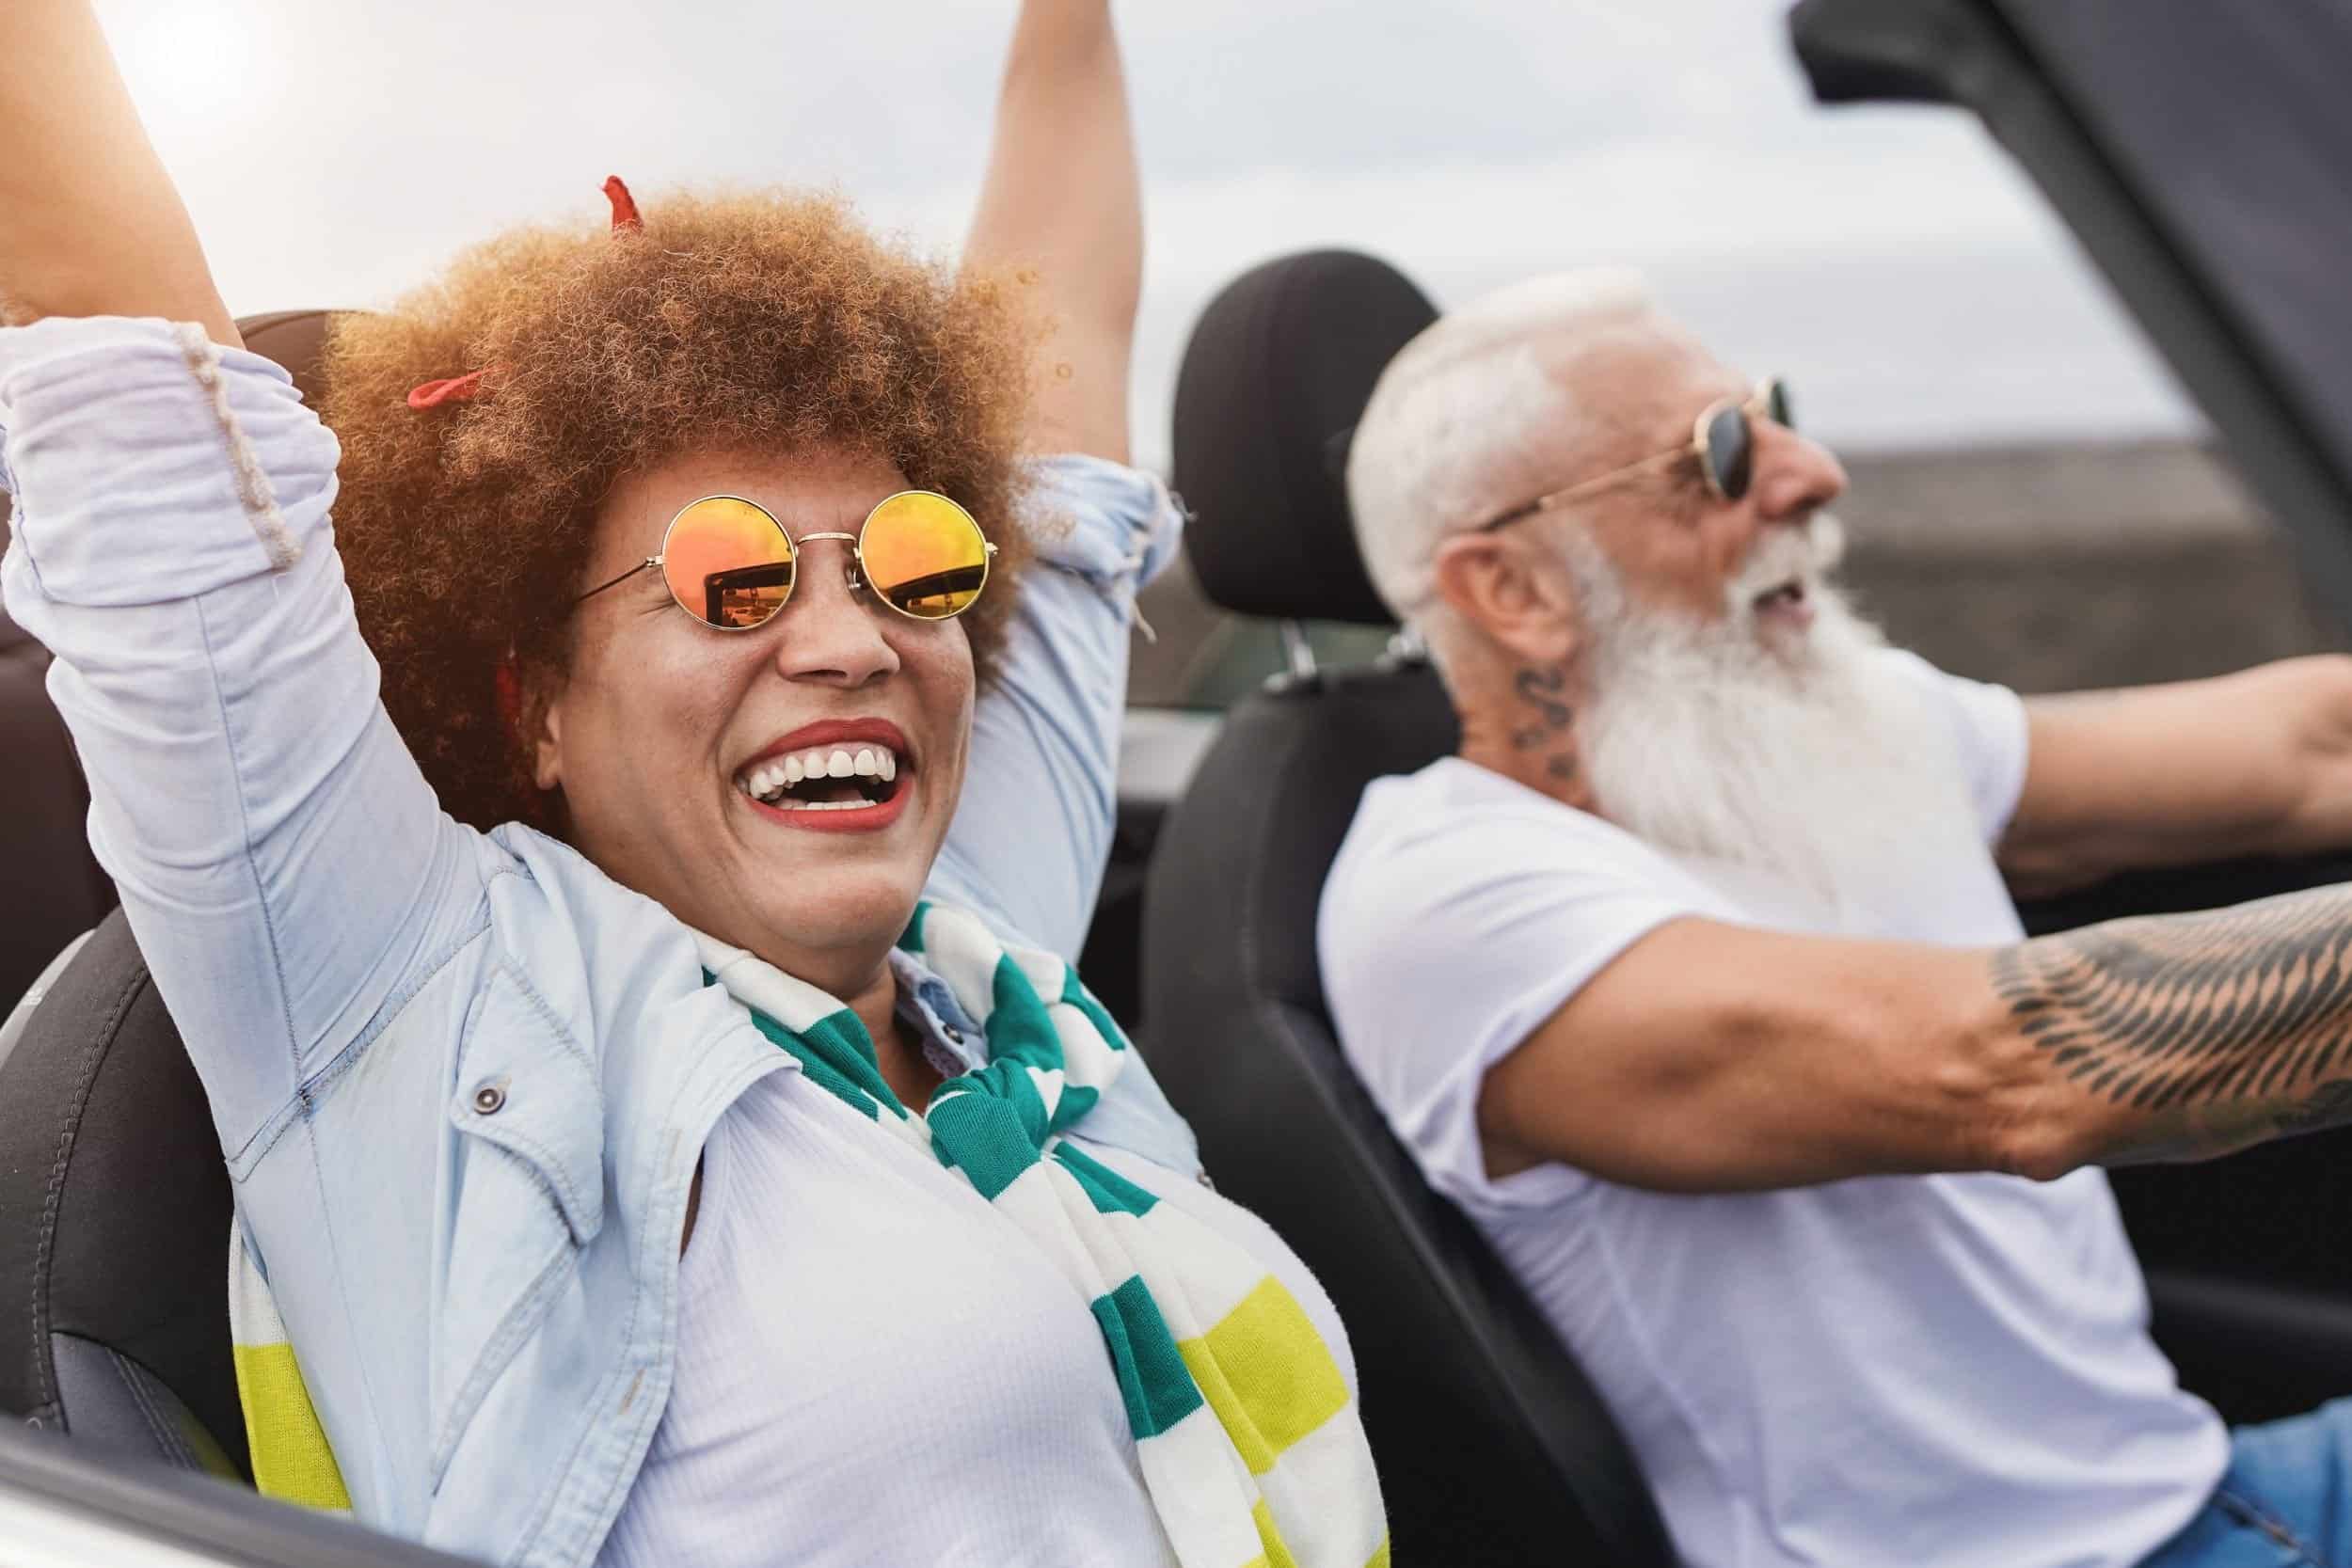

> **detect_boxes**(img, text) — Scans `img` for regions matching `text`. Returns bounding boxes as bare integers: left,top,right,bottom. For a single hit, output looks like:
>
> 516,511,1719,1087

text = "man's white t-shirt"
1317,650,2227,1568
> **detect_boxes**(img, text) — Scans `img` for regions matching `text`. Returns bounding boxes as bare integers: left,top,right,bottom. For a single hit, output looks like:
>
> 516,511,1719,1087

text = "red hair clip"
405,368,492,410
604,175,642,233
407,179,640,412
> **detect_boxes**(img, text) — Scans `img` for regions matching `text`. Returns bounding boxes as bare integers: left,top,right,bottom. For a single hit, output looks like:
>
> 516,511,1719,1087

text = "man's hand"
0,0,237,344
2000,656,2352,895
961,0,1142,462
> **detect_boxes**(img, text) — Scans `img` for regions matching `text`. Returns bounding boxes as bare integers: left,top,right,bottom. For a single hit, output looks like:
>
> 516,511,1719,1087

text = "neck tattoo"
1509,663,1579,784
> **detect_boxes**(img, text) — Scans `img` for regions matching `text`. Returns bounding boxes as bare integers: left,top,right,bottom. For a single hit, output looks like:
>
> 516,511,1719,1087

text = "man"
1319,271,2352,1568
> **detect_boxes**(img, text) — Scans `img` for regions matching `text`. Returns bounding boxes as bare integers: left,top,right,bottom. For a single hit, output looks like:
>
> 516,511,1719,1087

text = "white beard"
1564,516,1988,923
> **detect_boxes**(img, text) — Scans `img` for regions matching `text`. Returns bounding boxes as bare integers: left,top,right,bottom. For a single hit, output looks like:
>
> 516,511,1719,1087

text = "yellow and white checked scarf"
226,1223,350,1512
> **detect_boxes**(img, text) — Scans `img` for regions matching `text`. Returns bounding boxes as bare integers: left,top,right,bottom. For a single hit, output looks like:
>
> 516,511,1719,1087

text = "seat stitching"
26,960,151,1413
1230,695,1321,1011
1260,997,1672,1562
108,1344,195,1470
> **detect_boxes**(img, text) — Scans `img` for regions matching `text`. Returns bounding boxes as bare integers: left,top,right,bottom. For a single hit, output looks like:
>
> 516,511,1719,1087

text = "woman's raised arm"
0,0,239,343
928,0,1179,958
0,2,478,1161
962,0,1143,463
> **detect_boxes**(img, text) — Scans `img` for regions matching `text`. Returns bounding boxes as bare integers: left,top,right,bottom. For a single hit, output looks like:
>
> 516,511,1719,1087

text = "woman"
0,4,1389,1566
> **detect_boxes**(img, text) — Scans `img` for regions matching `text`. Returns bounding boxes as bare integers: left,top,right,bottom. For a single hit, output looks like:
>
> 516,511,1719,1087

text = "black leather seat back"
0,499,114,1012
0,311,342,1477
1145,254,1674,1563
0,908,246,1475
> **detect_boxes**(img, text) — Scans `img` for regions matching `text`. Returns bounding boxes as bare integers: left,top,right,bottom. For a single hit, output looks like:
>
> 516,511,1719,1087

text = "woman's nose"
771,542,901,689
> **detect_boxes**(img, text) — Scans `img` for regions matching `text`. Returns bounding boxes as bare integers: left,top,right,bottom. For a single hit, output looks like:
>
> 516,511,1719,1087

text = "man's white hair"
1346,268,1661,633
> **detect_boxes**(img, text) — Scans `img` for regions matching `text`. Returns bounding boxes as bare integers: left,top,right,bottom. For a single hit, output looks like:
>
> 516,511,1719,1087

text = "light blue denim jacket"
0,317,1199,1568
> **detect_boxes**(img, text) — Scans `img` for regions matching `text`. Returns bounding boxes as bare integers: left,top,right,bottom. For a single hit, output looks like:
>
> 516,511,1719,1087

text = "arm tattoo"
1992,884,2352,1163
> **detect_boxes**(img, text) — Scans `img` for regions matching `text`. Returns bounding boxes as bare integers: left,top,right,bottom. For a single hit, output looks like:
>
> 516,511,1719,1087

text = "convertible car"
5,0,2352,1560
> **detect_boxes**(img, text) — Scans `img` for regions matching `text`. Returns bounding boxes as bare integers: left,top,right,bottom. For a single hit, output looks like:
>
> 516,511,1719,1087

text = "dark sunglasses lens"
1703,404,1754,501
660,498,795,628
1768,378,1794,431
860,492,991,620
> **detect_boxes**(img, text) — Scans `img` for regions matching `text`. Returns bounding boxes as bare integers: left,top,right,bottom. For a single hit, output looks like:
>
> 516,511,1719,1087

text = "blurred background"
94,0,2342,705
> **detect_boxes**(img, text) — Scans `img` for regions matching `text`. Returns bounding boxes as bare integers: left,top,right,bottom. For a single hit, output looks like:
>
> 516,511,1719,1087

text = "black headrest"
1170,251,1438,626
235,310,342,406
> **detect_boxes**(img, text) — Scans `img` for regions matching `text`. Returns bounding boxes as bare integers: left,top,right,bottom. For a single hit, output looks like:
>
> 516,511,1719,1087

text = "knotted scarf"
231,900,1390,1568
697,901,1389,1568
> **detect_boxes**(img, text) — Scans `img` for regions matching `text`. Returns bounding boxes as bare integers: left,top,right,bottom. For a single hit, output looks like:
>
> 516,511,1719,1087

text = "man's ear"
1430,532,1581,666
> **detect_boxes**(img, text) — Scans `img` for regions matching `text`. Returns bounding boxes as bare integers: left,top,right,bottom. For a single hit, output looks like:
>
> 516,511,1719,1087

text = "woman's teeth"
736,746,901,808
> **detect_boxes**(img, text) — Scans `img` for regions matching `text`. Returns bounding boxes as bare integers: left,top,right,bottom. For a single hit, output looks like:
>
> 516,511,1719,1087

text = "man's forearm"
1993,882,2352,1167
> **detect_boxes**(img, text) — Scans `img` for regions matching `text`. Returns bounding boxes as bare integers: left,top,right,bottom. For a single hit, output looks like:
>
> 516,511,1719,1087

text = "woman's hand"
0,0,239,345
961,0,1141,463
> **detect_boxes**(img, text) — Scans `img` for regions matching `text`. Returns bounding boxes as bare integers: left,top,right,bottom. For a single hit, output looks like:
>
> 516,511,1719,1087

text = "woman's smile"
733,717,916,833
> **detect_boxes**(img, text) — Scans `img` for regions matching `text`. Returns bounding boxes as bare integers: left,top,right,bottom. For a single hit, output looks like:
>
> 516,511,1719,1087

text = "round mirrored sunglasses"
573,490,997,631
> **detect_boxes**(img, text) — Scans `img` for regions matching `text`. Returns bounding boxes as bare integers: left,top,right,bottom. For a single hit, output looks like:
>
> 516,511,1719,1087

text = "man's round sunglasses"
574,490,998,631
1479,376,1794,533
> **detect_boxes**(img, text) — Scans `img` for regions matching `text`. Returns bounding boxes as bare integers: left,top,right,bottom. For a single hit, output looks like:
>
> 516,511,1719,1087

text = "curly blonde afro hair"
324,184,1036,833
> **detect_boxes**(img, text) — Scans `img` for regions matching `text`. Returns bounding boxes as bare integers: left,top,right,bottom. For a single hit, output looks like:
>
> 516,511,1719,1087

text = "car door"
0,1423,477,1568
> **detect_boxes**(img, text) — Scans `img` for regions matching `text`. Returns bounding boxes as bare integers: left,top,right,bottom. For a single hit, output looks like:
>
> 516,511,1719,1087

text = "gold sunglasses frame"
573,489,999,629
1476,377,1790,533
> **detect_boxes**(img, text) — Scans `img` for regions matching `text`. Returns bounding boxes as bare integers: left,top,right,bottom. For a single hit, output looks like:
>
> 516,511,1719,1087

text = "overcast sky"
96,0,2201,471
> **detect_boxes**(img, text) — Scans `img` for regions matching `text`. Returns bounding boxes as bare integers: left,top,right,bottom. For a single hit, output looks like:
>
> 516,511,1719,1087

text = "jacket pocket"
430,962,606,1487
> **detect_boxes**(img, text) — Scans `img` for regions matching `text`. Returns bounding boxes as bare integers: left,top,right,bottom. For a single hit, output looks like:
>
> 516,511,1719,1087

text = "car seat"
1143,251,1677,1565
0,508,113,1014
0,310,341,1478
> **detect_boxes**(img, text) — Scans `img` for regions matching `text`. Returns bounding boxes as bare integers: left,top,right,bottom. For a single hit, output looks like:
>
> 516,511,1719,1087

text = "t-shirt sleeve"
1875,649,2031,847
1315,766,1726,1213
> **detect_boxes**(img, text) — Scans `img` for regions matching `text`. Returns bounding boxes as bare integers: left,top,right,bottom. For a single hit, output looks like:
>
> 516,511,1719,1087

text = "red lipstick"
738,718,913,772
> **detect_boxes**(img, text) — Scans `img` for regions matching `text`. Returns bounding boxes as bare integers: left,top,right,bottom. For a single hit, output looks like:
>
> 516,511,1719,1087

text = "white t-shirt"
1317,650,2226,1568
598,1051,1357,1568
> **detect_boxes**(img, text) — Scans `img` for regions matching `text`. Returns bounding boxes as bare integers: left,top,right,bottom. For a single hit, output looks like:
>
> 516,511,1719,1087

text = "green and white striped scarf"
230,900,1389,1567
697,900,1391,1568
